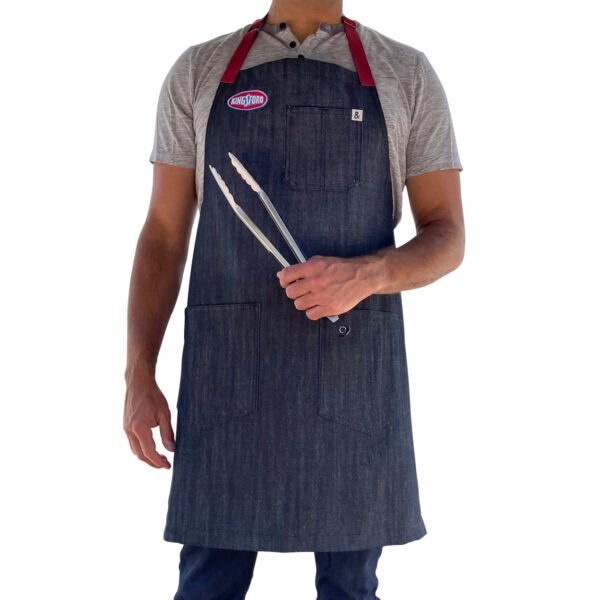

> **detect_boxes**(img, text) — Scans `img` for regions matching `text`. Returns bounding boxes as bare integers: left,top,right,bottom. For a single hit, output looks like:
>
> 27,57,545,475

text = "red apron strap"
342,16,376,87
220,14,269,84
220,14,376,87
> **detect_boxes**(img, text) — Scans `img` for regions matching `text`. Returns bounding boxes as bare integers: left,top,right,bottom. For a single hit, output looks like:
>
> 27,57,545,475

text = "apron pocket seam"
317,308,407,438
178,302,261,430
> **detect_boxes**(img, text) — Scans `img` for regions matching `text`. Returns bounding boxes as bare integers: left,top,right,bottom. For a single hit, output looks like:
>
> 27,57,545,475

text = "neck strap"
341,16,375,87
220,14,375,87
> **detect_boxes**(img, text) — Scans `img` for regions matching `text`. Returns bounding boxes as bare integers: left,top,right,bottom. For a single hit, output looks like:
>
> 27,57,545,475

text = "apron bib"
164,15,427,552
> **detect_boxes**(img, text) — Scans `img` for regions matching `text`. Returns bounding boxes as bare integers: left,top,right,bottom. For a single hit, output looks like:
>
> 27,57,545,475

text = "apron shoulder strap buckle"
342,16,357,29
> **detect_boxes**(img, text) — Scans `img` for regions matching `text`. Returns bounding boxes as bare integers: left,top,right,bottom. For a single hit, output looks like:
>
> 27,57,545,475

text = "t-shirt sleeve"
149,46,196,169
405,51,463,179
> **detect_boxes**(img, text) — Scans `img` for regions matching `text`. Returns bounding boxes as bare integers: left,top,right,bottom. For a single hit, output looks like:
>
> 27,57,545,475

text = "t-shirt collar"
261,20,344,40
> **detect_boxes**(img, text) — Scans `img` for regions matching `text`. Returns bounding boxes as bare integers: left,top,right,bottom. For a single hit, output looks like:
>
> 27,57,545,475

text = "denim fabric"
173,544,383,600
164,45,427,552
284,105,362,191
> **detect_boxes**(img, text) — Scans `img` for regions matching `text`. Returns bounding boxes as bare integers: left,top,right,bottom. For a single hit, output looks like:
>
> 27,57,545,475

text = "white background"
1,0,598,598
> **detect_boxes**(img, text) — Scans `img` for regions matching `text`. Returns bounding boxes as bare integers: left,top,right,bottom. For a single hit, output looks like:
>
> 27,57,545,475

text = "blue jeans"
173,544,383,600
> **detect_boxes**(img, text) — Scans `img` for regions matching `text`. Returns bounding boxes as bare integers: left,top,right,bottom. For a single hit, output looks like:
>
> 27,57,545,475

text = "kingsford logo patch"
227,90,269,111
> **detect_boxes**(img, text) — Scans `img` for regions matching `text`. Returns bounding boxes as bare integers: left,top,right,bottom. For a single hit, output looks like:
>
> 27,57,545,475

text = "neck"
266,0,343,43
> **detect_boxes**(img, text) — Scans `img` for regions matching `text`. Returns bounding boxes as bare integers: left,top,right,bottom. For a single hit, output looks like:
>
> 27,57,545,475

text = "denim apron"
164,15,428,552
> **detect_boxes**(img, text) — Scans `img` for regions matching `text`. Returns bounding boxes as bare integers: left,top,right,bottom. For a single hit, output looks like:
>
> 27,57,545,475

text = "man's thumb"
158,412,176,452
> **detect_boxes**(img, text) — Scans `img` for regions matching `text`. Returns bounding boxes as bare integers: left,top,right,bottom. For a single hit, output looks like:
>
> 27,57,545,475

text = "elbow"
434,219,464,276
449,225,465,273
430,217,466,275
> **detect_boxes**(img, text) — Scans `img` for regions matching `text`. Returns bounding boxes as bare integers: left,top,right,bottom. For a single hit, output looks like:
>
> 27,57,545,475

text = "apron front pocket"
284,105,362,192
178,302,261,429
317,307,408,437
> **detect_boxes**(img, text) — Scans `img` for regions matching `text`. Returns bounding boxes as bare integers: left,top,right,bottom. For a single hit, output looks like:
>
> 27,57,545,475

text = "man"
124,0,464,597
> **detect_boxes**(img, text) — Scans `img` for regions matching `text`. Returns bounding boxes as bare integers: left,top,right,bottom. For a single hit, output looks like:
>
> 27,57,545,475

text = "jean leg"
173,544,258,600
314,547,383,600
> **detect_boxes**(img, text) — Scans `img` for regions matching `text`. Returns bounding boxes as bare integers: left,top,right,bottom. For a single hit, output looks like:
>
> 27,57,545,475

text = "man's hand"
124,162,196,469
276,254,383,320
123,376,176,469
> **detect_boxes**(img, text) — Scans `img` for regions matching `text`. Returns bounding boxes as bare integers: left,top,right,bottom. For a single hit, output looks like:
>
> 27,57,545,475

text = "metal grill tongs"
208,152,339,323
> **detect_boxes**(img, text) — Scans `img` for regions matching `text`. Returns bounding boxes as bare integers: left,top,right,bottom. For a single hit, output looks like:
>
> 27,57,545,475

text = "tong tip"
228,152,261,193
208,164,237,209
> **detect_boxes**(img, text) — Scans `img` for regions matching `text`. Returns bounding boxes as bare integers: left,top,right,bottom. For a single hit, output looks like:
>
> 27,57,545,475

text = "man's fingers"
135,427,171,469
127,432,160,469
277,266,300,286
284,278,311,299
293,294,320,311
305,306,325,320
158,411,176,452
277,260,317,286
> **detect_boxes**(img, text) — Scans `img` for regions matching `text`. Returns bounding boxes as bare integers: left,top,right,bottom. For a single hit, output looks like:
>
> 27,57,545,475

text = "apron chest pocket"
284,105,362,192
317,308,409,437
177,302,261,429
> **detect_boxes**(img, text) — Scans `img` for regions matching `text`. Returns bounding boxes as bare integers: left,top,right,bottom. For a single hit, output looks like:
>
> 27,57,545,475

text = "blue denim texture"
173,544,384,600
163,54,427,551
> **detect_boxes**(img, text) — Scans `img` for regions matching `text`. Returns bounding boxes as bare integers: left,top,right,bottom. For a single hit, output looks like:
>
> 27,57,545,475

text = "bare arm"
276,168,464,319
369,167,465,292
123,163,197,468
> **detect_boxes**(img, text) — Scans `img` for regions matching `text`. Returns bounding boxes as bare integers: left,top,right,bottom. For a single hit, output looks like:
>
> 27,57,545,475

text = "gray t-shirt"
149,20,463,227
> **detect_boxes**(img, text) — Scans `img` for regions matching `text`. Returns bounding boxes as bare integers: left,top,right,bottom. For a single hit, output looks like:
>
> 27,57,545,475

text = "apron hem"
163,522,427,553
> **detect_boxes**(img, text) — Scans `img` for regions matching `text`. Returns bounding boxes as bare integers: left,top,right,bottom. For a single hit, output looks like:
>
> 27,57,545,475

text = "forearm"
125,225,188,383
276,217,465,319
365,219,465,295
